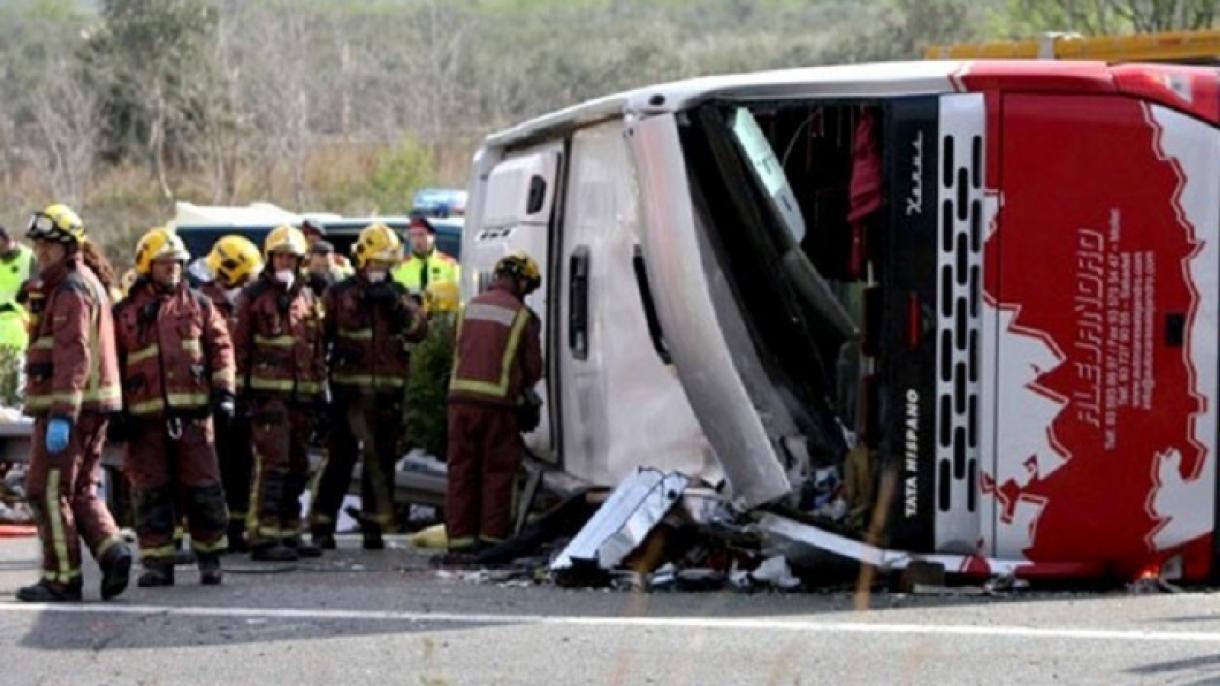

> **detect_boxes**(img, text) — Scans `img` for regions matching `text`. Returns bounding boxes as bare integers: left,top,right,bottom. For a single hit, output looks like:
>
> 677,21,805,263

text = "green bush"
369,135,435,215
0,346,22,408
404,314,455,459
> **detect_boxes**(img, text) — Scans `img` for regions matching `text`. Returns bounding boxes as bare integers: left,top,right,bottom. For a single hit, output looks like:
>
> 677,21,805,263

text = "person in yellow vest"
0,225,37,304
391,215,459,297
0,226,36,352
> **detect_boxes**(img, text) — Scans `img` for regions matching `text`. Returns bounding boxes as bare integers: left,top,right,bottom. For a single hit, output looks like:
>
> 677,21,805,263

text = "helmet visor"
27,213,55,236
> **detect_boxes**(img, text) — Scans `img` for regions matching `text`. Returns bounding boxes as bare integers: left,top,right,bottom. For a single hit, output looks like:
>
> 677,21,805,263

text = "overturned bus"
459,60,1220,582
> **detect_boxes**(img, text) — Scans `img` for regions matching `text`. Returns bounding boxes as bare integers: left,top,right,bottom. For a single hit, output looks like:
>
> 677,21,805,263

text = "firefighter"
305,240,340,298
442,251,542,562
233,225,326,562
391,215,459,297
200,234,263,552
308,224,427,550
113,228,235,587
300,219,353,276
17,203,133,602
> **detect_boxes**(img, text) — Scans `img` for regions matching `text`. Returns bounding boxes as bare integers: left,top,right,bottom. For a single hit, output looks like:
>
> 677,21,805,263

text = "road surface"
1,536,1219,685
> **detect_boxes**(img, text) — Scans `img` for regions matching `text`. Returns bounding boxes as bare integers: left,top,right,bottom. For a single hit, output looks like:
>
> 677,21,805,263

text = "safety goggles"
26,212,57,236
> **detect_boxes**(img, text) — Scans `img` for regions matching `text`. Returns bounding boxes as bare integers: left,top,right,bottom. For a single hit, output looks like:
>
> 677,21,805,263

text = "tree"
84,0,223,201
1005,0,1217,35
368,135,435,214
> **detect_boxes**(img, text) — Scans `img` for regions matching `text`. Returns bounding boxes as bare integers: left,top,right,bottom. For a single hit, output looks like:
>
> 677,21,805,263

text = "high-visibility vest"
391,250,459,296
0,303,28,351
0,245,35,304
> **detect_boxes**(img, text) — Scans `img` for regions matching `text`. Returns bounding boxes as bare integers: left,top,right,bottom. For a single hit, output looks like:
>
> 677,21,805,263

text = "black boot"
430,550,478,569
362,525,384,551
225,520,248,555
312,531,337,550
286,536,322,559
16,578,82,602
251,542,298,562
137,561,175,588
98,542,133,601
198,554,223,586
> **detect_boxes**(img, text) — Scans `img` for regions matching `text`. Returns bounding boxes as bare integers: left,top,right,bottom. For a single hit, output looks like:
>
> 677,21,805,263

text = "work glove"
46,418,71,454
212,390,237,421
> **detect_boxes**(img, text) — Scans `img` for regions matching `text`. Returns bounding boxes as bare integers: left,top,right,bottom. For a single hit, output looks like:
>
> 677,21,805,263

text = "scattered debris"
745,555,801,591
551,468,689,582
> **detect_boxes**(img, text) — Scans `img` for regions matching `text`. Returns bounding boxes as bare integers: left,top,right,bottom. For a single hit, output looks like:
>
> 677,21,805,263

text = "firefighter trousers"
216,412,253,533
25,414,124,585
247,397,313,547
124,418,228,562
310,393,401,535
445,402,522,550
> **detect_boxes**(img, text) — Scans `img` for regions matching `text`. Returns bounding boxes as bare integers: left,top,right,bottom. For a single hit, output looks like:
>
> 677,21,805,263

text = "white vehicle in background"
461,60,1220,582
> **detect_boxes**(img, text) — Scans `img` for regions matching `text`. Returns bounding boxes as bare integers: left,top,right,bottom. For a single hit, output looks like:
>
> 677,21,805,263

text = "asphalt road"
3,536,1220,685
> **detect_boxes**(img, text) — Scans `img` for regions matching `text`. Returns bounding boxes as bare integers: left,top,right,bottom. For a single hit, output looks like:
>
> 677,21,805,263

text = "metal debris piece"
551,468,690,573
749,555,801,591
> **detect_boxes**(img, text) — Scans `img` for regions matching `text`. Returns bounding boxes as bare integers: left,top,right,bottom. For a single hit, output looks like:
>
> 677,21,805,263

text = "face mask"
366,270,387,284
275,269,296,288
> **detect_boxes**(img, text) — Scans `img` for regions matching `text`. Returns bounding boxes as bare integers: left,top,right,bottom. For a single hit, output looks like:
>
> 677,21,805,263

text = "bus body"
460,60,1220,581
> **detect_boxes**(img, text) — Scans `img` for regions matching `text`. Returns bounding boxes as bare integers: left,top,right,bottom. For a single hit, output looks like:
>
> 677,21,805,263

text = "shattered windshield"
679,101,885,466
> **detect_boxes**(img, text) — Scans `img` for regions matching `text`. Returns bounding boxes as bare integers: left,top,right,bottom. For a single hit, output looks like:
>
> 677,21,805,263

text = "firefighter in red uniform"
17,203,133,602
200,235,263,552
443,251,543,561
308,224,427,549
113,228,235,586
233,225,326,562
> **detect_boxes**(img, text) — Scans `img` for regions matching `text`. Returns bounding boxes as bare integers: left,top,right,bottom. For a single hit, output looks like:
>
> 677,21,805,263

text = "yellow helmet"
424,280,460,314
207,235,263,288
494,250,541,294
264,224,308,258
351,223,403,269
26,203,85,245
133,226,190,275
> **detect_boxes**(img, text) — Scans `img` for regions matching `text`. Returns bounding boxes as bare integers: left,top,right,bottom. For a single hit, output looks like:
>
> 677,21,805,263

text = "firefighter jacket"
198,280,236,323
391,249,459,296
23,254,122,420
448,283,542,409
232,272,326,402
114,281,235,420
324,275,428,395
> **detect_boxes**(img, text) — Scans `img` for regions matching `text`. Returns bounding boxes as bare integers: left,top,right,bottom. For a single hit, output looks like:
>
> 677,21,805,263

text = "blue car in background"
411,188,467,219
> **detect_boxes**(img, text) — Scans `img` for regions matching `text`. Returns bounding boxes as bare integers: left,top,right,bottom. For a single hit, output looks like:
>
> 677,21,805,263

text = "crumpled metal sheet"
551,468,690,572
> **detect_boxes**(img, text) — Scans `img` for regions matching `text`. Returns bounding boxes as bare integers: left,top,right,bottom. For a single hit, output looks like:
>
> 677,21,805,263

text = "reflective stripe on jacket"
23,255,122,420
232,273,326,402
447,283,542,408
114,282,235,418
324,275,428,394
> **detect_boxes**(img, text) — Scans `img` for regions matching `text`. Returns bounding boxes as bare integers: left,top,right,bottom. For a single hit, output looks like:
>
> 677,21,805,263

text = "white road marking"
0,601,1218,644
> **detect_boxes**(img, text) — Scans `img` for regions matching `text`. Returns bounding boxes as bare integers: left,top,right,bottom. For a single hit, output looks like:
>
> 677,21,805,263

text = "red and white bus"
461,60,1220,582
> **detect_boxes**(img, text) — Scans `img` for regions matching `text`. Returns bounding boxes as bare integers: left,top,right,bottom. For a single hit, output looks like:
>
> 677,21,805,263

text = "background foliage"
0,0,1213,265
